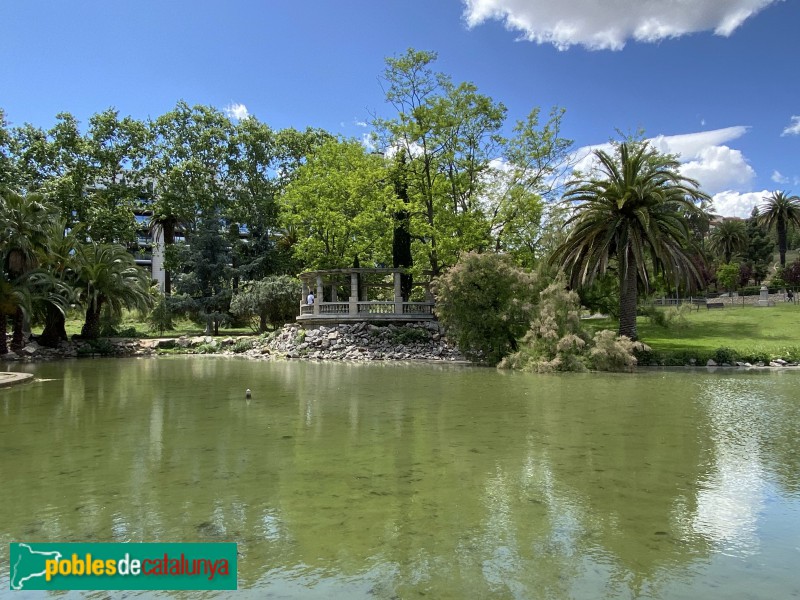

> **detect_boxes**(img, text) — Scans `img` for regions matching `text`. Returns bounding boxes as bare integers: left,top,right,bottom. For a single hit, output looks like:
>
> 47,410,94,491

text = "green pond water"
1,357,799,599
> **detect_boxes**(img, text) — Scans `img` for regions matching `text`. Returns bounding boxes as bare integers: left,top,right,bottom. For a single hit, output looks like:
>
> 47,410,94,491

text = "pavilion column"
314,275,323,315
301,280,308,309
331,283,338,302
349,272,358,315
394,271,403,315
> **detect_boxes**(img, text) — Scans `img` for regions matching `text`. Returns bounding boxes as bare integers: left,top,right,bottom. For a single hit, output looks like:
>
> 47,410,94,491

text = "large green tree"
374,49,572,274
281,138,396,269
0,190,59,350
74,243,153,339
708,219,748,264
146,101,234,294
757,191,800,267
552,142,709,340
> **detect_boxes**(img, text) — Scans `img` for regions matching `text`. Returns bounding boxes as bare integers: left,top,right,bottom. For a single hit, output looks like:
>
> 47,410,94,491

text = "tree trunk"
778,219,787,267
392,161,414,301
40,304,68,348
81,302,103,340
0,315,8,355
163,220,175,295
11,307,25,352
618,253,639,340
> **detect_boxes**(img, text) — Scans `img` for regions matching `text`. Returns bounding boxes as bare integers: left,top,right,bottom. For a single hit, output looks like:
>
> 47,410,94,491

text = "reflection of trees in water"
1,363,798,595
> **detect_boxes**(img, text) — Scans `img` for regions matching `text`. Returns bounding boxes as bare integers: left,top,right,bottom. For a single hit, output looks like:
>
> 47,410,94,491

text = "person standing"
307,290,315,305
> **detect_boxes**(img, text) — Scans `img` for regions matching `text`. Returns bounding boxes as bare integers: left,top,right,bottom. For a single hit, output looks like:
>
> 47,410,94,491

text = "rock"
773,358,787,366
706,359,717,367
176,337,191,348
220,337,235,346
2,352,19,360
689,358,696,366
769,361,783,367
21,344,39,356
156,339,176,349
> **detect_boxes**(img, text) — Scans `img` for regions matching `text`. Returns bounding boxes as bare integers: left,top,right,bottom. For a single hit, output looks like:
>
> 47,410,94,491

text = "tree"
0,190,58,349
230,275,300,332
227,121,331,280
146,102,235,293
374,49,504,275
708,219,747,264
74,243,153,339
744,207,774,284
171,216,234,335
551,142,710,340
780,257,800,286
82,109,150,244
374,49,572,275
757,191,800,268
0,270,69,354
281,138,396,269
434,252,537,365
0,109,14,191
716,262,740,294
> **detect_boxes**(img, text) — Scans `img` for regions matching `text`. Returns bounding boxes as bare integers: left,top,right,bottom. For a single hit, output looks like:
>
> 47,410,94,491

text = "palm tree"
552,142,710,340
0,270,69,354
708,219,748,264
74,243,154,339
1,190,58,349
37,219,83,347
757,191,800,267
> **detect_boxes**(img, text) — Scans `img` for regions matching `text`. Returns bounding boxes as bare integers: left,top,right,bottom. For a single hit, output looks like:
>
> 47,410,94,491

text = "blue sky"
2,0,798,217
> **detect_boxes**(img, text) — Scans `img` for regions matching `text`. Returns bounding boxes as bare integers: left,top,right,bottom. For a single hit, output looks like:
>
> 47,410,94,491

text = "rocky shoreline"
0,322,467,363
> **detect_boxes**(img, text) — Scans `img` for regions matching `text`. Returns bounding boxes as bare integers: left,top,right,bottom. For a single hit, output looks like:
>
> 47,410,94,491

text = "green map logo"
9,543,237,591
10,543,63,590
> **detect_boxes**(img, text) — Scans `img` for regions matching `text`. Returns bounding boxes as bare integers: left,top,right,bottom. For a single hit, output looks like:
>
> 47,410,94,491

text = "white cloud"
224,102,250,121
355,120,368,128
679,145,755,195
462,0,781,50
711,190,770,218
571,127,755,196
772,170,788,184
781,115,800,136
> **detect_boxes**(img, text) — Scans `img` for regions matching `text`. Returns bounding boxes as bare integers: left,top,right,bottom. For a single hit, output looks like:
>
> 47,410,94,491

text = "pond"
1,358,799,599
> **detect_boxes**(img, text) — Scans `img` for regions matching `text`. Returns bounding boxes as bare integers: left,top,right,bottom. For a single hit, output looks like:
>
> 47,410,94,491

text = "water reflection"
0,360,798,598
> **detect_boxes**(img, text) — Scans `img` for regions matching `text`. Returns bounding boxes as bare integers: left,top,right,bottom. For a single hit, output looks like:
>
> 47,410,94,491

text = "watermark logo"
9,543,237,591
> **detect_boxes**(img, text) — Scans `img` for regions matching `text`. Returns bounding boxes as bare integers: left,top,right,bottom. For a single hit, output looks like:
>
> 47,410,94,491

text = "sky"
2,0,799,218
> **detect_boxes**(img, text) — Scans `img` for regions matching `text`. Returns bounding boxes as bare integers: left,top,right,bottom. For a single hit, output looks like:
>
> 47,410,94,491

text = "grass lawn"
60,310,255,339
584,302,800,363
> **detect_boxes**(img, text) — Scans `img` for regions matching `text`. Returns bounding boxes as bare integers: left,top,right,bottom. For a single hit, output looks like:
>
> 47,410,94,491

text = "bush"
434,252,537,365
195,343,218,354
588,330,650,372
230,276,301,332
501,279,647,373
231,338,254,353
640,304,689,329
712,347,738,364
147,296,173,335
389,327,429,345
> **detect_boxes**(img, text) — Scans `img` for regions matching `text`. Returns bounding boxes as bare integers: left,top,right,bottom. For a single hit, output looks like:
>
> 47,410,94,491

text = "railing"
299,300,435,318
403,302,433,314
319,302,349,314
358,302,395,314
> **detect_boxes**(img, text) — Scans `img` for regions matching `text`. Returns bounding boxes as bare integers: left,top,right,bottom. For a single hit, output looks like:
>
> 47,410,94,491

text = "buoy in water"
245,388,252,399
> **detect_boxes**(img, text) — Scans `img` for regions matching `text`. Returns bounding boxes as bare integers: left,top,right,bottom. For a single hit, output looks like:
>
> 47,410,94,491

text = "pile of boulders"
1,338,154,362
1,322,466,363
258,322,464,362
